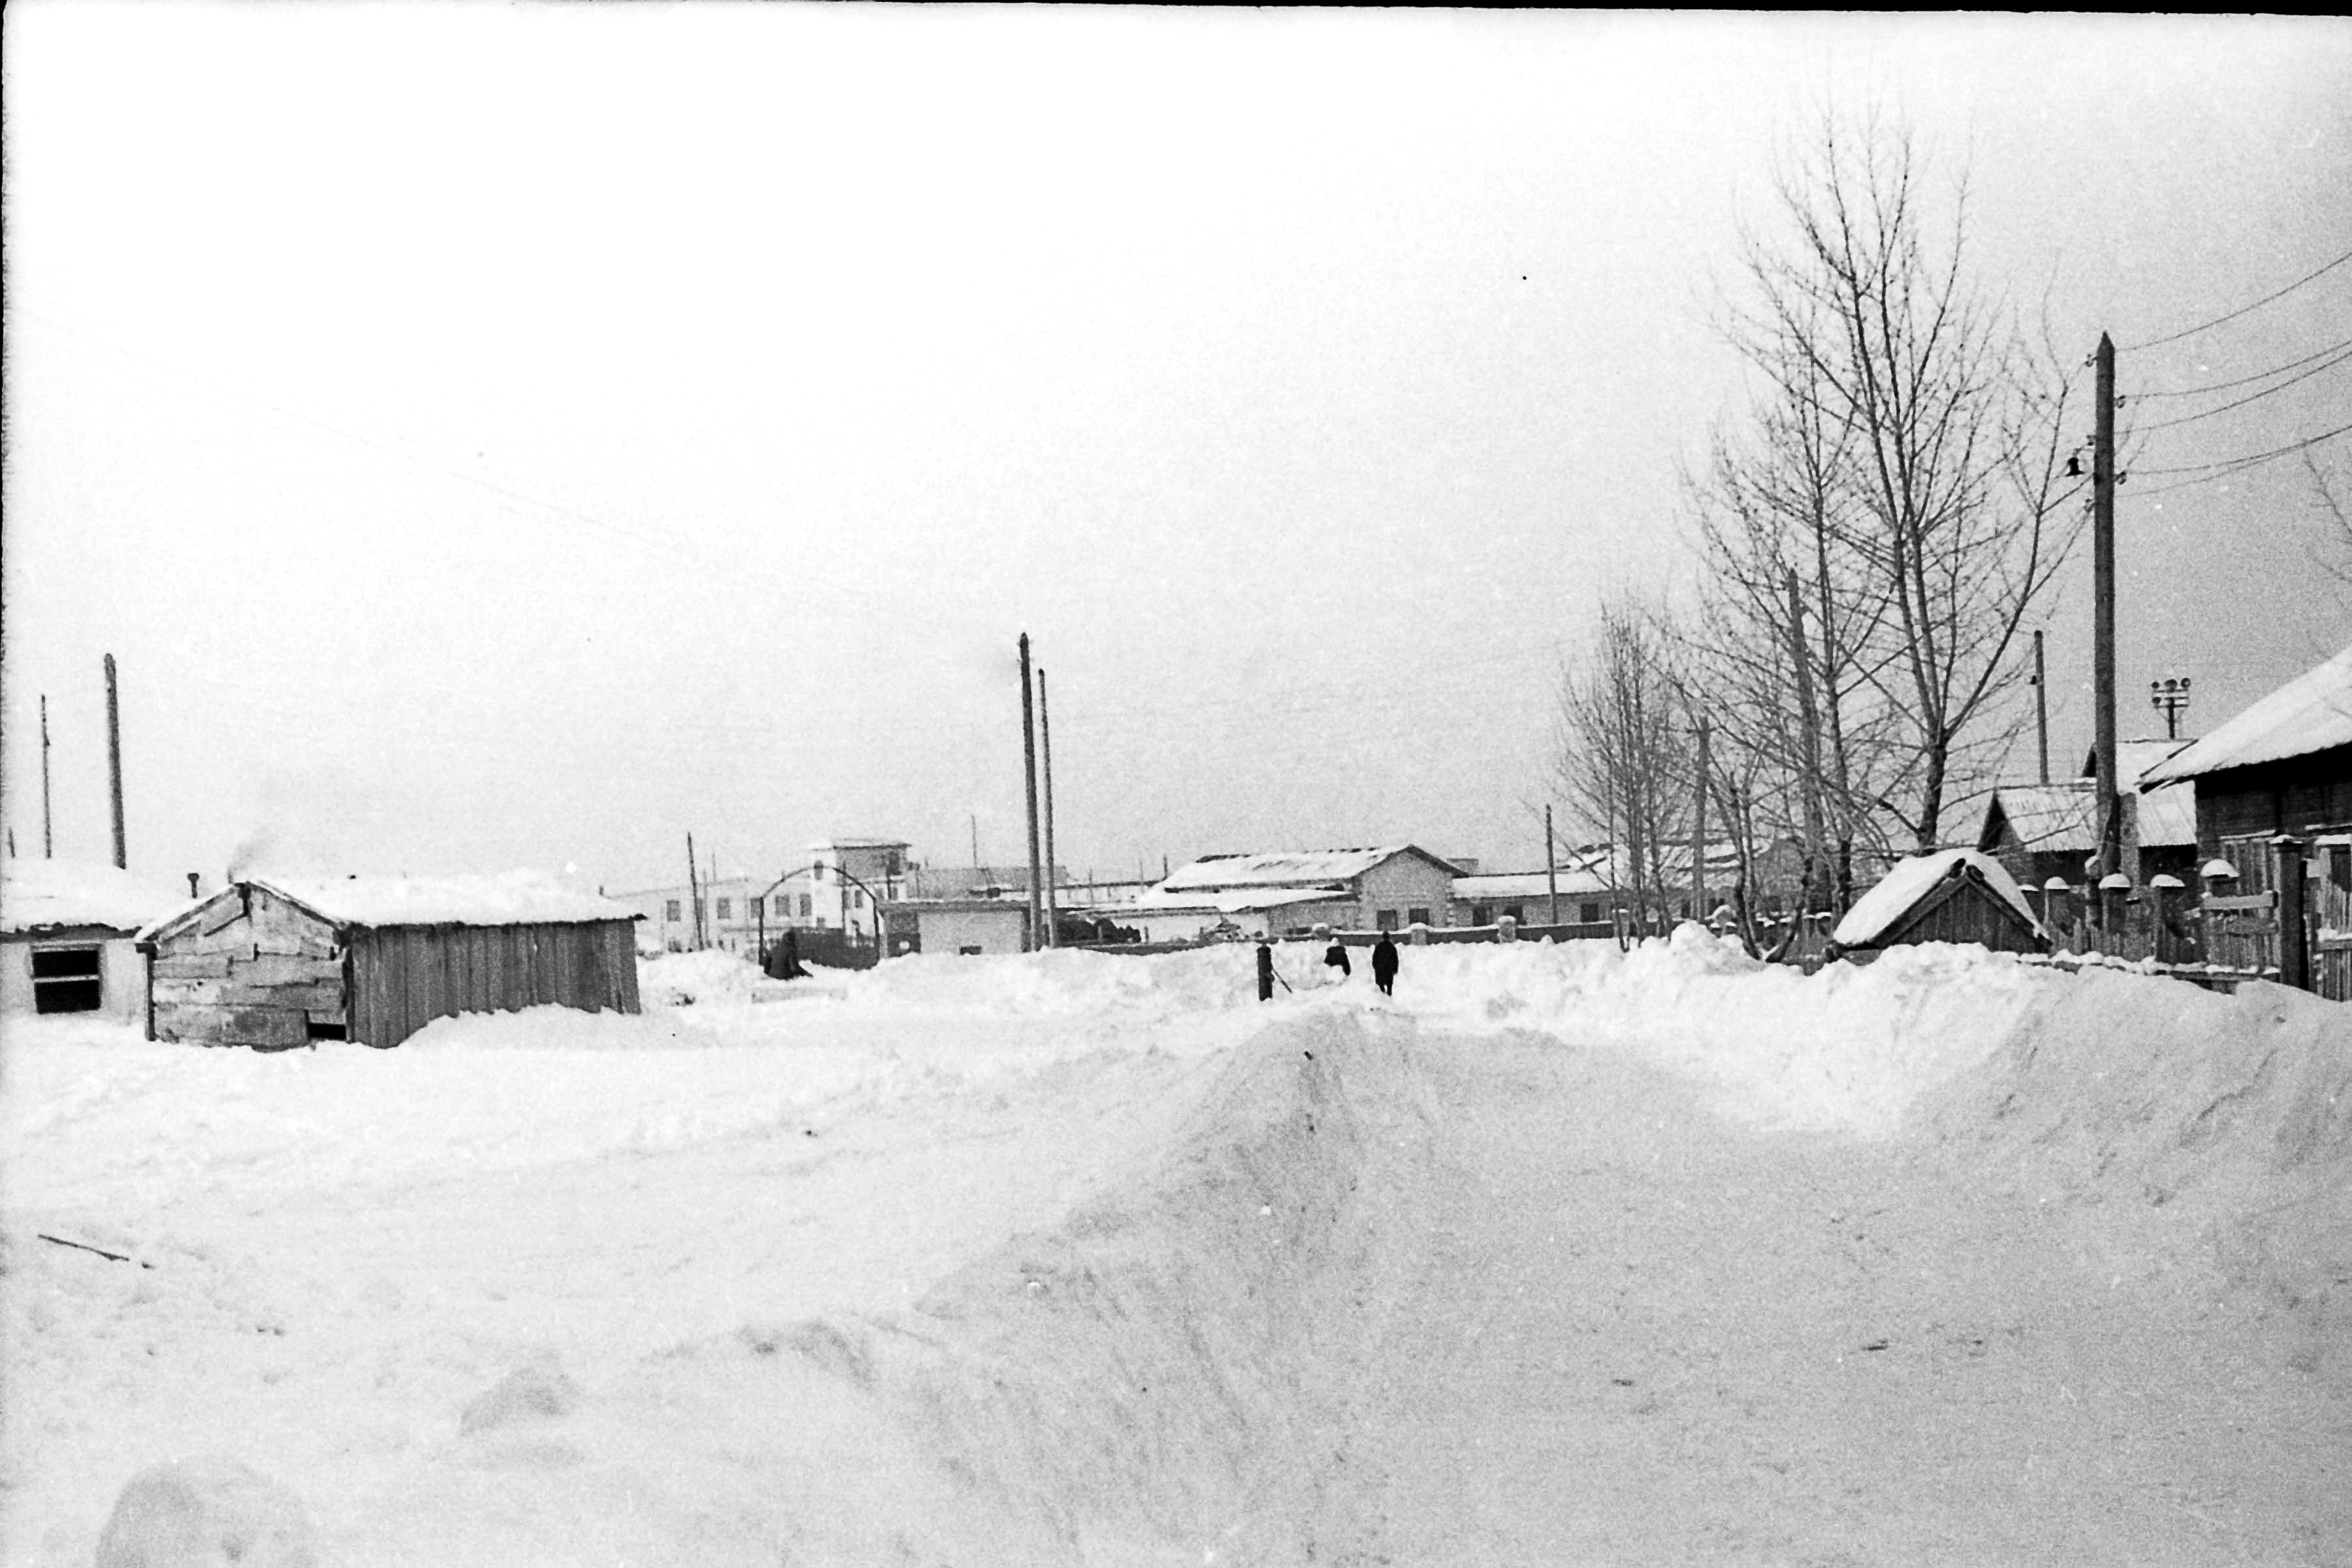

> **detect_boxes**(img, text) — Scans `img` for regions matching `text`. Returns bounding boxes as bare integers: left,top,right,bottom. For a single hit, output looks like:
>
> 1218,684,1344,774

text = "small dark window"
665,899,682,922
1407,907,1430,927
1471,904,1493,926
958,944,983,956
716,897,733,921
798,894,813,918
31,946,103,1014
1503,905,1524,924
1581,901,1602,924
307,1019,346,1041
1375,909,1400,931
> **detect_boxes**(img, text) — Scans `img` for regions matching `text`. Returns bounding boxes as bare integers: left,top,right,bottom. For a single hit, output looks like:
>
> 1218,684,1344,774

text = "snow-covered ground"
3,935,2345,1565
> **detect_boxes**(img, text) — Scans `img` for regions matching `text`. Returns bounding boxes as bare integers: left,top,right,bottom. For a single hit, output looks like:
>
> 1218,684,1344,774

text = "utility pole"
41,694,54,859
1691,715,1710,925
2092,333,2120,880
2032,629,2049,785
1785,570,1828,906
1019,634,1044,953
1039,668,1059,949
105,654,126,869
686,832,703,949
1545,804,1560,927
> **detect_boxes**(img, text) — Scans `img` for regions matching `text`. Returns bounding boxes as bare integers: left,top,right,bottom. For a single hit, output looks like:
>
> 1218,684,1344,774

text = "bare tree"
1726,114,2086,852
1554,597,1694,937
2309,452,2352,599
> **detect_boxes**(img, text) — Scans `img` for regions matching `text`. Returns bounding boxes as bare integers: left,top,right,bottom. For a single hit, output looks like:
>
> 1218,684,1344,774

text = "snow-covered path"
4,939,2345,1564
1313,1029,2347,1565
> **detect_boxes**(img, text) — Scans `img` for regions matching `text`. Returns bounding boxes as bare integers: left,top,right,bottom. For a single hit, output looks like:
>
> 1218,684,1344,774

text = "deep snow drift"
3,935,2345,1565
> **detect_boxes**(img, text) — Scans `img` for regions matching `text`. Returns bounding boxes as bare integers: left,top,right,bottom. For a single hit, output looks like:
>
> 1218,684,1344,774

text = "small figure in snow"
1322,939,1352,984
768,927,809,981
1256,940,1276,1002
1371,931,1398,996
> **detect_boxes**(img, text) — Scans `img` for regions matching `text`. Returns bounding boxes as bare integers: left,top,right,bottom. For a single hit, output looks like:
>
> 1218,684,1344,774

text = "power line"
2129,335,2352,399
2126,420,2352,497
2128,345,2352,433
2118,243,2352,352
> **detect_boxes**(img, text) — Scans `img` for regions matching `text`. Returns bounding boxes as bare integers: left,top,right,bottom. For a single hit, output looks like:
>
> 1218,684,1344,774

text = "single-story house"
2139,643,2352,864
1154,846,1464,935
898,899,1033,956
138,873,642,1050
1827,848,2051,959
1,859,191,1022
1977,740,2199,890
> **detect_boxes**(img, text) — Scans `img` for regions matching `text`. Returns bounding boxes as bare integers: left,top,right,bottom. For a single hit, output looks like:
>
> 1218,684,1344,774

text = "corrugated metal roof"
2140,644,2352,786
1,859,189,935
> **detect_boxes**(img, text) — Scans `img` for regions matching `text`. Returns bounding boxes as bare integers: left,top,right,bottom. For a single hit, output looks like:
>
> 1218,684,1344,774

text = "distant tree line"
1556,112,2089,951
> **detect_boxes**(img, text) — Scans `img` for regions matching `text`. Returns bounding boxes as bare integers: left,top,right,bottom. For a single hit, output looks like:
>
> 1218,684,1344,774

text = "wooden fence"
2045,833,2348,1001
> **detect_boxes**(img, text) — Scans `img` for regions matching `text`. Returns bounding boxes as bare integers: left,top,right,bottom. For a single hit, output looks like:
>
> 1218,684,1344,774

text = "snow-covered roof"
2140,644,2352,786
1127,886,1347,916
1,859,190,936
1981,773,2196,853
1157,846,1458,892
142,872,639,940
1832,849,2045,949
2134,782,2197,847
1451,869,1616,900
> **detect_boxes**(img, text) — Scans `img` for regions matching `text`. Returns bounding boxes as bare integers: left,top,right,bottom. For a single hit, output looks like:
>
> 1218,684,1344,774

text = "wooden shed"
137,873,641,1050
1826,849,2051,960
1,859,189,1023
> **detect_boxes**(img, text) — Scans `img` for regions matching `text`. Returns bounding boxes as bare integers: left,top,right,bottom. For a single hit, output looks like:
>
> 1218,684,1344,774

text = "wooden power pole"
41,694,54,859
1039,667,1058,948
1545,804,1559,928
1019,634,1044,952
105,654,126,869
2033,629,2050,786
1690,715,1710,924
2092,333,2121,880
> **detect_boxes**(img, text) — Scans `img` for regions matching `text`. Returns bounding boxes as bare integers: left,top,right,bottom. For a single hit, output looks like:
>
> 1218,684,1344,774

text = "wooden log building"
137,874,642,1050
1826,848,2051,961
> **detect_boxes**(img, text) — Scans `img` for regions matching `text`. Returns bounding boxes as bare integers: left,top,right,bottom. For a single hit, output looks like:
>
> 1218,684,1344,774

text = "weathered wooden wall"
2195,745,2352,855
1882,877,2045,955
348,919,639,1048
149,885,345,1050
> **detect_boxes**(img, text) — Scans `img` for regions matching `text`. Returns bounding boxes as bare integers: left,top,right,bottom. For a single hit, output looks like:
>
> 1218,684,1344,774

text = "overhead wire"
2125,420,2352,498
2129,335,2352,399
2118,243,2352,352
2126,344,2352,433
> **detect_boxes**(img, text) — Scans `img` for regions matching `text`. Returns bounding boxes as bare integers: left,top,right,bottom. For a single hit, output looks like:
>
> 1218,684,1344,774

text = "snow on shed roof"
2140,644,2352,786
1451,868,1617,900
1,859,190,935
1158,846,1458,892
1832,849,2045,950
1129,886,1347,916
1983,784,2098,854
143,872,638,939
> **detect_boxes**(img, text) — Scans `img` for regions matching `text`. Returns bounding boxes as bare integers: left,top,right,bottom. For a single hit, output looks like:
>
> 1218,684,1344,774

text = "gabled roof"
1,859,190,936
1158,846,1462,893
1980,784,2098,854
2140,644,2352,786
1128,886,1347,916
1831,849,2045,949
141,872,637,942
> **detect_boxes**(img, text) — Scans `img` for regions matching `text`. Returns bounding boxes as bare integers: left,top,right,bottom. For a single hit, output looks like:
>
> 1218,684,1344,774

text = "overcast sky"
5,7,2349,894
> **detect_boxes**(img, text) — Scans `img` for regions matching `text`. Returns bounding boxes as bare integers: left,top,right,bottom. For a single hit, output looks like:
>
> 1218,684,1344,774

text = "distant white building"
1,859,190,1022
1135,847,1464,941
612,837,914,956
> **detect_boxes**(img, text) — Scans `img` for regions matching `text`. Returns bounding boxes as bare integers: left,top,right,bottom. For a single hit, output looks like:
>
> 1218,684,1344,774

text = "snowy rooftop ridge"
140,872,639,939
1,858,190,935
2140,643,2352,786
1831,849,2045,949
1158,846,1459,892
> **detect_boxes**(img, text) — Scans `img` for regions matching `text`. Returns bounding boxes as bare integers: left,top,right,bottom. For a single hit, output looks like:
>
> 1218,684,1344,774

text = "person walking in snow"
1322,937,1352,984
1371,931,1399,996
1256,939,1276,1002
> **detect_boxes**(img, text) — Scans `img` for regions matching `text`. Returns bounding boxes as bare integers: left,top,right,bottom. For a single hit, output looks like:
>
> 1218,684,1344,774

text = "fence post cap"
2149,873,2184,890
2043,876,2072,892
2201,859,2239,882
2099,872,2132,891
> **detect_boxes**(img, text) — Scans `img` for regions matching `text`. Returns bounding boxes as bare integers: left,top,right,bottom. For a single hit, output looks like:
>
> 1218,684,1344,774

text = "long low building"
1,859,190,1023
139,873,641,1050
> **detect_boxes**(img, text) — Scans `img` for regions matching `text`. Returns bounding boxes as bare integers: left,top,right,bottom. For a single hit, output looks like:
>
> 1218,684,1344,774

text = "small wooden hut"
138,873,641,1050
1826,849,2051,961
1,859,189,1023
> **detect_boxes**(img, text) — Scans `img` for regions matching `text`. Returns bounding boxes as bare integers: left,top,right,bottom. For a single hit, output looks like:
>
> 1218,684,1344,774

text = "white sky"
5,7,2349,892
